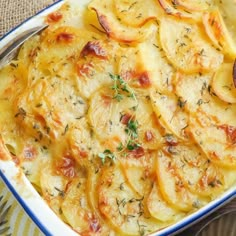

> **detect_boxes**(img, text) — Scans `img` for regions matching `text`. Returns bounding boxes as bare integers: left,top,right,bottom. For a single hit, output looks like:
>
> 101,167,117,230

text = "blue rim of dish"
158,190,236,236
1,167,235,236
0,170,53,236
0,1,236,236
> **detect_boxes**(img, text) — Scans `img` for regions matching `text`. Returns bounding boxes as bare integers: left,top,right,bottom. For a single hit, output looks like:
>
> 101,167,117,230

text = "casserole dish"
0,0,235,235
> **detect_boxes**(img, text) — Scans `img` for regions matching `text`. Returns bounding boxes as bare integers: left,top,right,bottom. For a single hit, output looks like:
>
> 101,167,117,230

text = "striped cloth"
0,181,42,236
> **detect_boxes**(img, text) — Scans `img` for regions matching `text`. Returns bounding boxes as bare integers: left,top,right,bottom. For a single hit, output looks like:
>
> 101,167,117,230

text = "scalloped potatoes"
0,0,236,235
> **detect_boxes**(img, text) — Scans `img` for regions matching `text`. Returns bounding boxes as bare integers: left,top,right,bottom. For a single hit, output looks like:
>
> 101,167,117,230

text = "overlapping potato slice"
66,119,100,166
202,8,236,59
156,150,202,211
19,142,50,187
88,87,137,149
61,177,109,235
176,73,236,168
147,183,184,222
175,72,235,120
88,0,156,43
135,96,163,150
119,152,155,196
75,39,119,98
138,32,175,93
190,114,236,168
117,46,142,79
33,27,102,80
61,178,92,233
17,35,41,68
165,143,225,197
45,0,89,29
117,45,154,97
120,150,187,222
89,85,163,151
214,0,236,40
220,167,236,189
0,72,23,156
14,74,87,144
97,164,164,235
159,17,223,73
212,62,236,104
113,0,158,27
40,161,69,216
157,0,202,21
150,89,189,140
168,0,210,12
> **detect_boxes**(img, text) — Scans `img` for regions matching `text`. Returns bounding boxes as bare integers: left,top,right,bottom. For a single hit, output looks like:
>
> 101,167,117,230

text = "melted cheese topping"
0,0,236,235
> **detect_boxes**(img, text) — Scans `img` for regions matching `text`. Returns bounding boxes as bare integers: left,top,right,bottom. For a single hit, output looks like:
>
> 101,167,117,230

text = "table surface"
0,0,235,235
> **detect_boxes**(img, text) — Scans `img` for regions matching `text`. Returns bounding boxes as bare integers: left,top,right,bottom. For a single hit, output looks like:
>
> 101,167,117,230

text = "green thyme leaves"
109,73,136,102
98,149,116,164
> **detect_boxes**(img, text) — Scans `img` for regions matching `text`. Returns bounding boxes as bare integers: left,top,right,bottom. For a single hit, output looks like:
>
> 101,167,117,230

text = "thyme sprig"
124,119,141,151
98,149,116,164
109,73,137,104
125,119,138,139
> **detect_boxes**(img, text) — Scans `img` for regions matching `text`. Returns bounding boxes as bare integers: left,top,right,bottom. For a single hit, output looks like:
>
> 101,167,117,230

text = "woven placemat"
0,0,54,37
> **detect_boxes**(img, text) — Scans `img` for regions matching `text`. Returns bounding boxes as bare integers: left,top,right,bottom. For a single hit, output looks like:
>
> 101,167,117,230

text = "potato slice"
135,96,163,150
113,0,158,27
159,17,223,73
157,0,202,21
61,178,104,235
202,8,236,59
138,32,176,93
175,72,236,125
46,1,89,29
17,35,41,68
169,0,209,12
156,151,200,211
88,87,137,149
89,85,162,151
214,0,236,41
212,63,236,104
119,152,155,196
14,74,87,144
190,114,236,168
75,39,119,98
150,89,190,140
40,162,69,216
89,0,156,43
63,118,101,167
167,143,225,197
176,73,236,168
147,183,184,222
97,164,164,235
40,27,100,62
117,45,153,97
221,167,236,189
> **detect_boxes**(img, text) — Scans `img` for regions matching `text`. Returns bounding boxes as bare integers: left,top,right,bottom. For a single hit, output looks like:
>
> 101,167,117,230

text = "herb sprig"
98,149,116,164
124,119,141,151
109,73,137,104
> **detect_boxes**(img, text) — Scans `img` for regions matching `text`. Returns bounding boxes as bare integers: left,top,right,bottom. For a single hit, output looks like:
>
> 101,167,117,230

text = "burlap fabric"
0,0,54,37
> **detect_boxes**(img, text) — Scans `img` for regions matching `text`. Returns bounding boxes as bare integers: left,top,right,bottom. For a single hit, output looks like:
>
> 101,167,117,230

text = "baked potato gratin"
0,0,236,235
